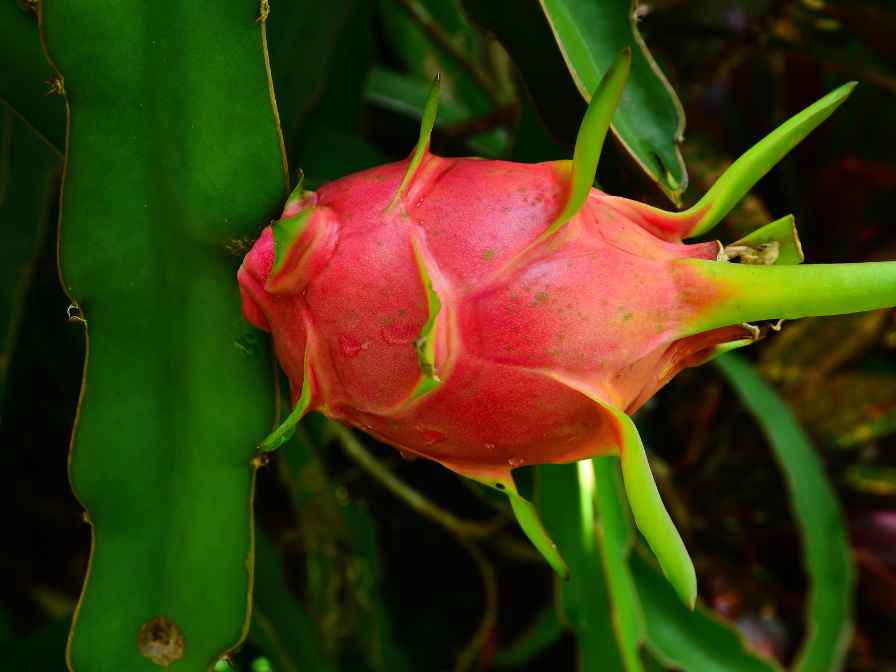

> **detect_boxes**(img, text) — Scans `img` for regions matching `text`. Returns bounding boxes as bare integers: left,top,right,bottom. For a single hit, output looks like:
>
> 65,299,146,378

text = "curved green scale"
536,0,689,202
388,75,440,211
271,207,314,278
463,469,569,579
507,490,571,580
408,234,443,401
41,1,287,669
258,352,313,453
541,374,695,606
679,83,856,238
722,214,804,266
541,48,631,241
609,407,697,609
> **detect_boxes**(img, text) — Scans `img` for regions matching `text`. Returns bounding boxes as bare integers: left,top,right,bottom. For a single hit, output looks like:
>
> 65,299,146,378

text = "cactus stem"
685,259,896,335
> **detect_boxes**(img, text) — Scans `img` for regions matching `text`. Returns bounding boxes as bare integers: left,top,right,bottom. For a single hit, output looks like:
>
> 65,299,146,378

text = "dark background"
3,1,896,670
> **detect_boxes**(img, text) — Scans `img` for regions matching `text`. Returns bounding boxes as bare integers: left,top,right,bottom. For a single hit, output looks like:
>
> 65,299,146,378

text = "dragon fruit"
238,51,896,606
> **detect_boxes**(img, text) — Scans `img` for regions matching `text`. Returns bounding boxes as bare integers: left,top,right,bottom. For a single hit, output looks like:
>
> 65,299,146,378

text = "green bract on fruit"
238,50,896,607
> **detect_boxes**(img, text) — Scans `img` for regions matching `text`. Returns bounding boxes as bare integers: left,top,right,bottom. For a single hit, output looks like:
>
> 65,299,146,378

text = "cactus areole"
239,51,896,606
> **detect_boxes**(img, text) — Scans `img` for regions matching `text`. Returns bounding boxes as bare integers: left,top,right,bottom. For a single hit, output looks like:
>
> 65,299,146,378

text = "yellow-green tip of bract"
680,81,857,237
542,48,632,241
389,74,441,211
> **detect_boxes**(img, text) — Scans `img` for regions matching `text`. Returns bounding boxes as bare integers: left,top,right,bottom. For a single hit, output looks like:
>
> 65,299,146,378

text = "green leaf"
266,0,356,173
376,0,510,157
715,354,854,672
251,528,334,672
536,463,625,671
538,0,686,200
1,618,70,671
0,1,64,153
492,606,564,669
461,0,582,150
593,457,646,672
630,552,782,672
42,1,287,668
366,66,470,127
278,422,410,671
293,120,386,189
473,0,686,201
340,504,412,672
288,0,380,189
0,108,59,410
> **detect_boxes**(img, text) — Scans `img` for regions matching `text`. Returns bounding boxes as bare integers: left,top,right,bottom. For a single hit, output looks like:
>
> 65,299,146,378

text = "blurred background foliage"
3,0,896,670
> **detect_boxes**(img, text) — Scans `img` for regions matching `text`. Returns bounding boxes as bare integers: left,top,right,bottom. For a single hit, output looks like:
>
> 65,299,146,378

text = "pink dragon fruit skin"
238,52,896,606
238,156,740,473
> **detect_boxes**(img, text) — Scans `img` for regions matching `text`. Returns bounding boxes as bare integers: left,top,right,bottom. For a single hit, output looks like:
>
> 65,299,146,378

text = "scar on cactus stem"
239,45,895,608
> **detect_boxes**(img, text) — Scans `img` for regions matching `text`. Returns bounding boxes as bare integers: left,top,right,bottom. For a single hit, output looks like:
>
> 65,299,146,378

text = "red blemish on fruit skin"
238,152,745,471
420,428,447,446
339,334,367,357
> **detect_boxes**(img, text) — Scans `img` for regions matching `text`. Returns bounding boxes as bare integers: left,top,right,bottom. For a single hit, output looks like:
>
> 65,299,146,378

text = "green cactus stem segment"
606,404,697,608
540,48,632,241
720,214,803,266
640,82,856,239
463,469,570,579
408,234,443,401
685,259,896,335
258,352,313,453
388,75,440,212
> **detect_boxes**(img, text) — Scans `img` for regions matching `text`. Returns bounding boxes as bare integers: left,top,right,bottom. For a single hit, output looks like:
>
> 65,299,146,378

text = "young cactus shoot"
238,49,894,608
